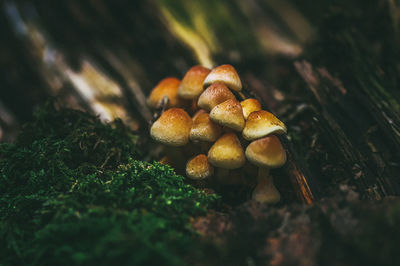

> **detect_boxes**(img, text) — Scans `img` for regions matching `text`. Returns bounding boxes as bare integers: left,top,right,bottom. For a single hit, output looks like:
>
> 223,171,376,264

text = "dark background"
1,0,399,202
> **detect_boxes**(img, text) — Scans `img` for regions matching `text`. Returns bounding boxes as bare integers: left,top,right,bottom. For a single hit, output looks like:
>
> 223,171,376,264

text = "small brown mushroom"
197,82,236,111
147,77,183,109
208,133,246,169
245,135,286,204
203,64,242,92
240,99,262,120
186,154,214,180
178,66,211,99
150,108,192,146
242,110,287,141
210,99,245,132
190,112,222,142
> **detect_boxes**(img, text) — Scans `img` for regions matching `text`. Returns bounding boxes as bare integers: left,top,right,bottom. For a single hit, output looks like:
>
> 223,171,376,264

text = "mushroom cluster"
147,64,287,204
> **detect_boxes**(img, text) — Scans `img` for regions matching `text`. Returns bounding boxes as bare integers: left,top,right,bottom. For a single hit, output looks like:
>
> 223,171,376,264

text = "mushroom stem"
252,167,280,204
215,168,230,183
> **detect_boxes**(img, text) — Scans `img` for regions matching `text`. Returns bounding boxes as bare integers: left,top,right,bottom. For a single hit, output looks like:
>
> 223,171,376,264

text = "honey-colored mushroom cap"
242,110,287,141
208,133,246,169
178,66,211,99
245,135,286,168
240,99,262,120
190,112,222,142
197,82,236,111
186,154,214,180
150,108,192,146
147,77,182,109
210,99,245,131
203,64,242,92
192,109,207,120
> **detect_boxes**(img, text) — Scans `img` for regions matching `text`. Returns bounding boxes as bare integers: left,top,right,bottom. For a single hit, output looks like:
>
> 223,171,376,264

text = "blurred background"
0,0,399,202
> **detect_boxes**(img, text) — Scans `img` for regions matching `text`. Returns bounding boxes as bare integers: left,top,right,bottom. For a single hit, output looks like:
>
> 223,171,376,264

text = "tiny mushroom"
186,154,214,180
197,82,236,111
150,108,192,146
147,77,183,109
245,135,286,204
178,66,211,99
203,64,242,92
208,133,246,169
242,110,287,141
240,98,262,120
210,99,245,132
190,112,222,142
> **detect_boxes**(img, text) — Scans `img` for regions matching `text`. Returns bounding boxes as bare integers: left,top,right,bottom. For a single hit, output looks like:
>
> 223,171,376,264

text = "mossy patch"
0,105,218,265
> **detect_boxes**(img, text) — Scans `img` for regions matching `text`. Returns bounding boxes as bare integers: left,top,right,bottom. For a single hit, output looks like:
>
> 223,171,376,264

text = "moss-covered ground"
2,104,400,266
0,104,218,265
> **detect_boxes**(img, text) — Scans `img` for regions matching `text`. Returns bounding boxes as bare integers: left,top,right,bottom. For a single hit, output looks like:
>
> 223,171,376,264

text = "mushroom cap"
178,66,211,99
159,155,174,166
208,133,246,169
186,154,214,180
210,99,245,131
150,108,192,146
242,110,287,141
192,109,207,121
203,64,242,91
190,112,222,142
197,82,236,111
245,135,286,168
240,99,262,120
147,77,183,109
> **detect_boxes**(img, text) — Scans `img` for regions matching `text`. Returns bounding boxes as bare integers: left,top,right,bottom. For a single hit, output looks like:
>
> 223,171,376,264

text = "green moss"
0,105,218,265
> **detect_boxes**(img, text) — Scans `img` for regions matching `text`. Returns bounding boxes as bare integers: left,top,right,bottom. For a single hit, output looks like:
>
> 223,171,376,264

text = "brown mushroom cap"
178,66,211,99
240,99,262,120
190,112,222,142
192,109,207,121
186,154,214,180
210,99,245,131
147,77,183,109
150,108,192,146
245,135,286,168
242,110,287,141
197,82,236,111
159,155,174,166
208,133,246,169
203,64,242,92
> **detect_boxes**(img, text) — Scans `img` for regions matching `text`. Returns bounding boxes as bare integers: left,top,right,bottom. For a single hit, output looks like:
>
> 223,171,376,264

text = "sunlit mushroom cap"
178,66,211,100
197,82,236,111
240,99,262,120
190,112,222,142
186,154,214,180
150,108,192,146
245,135,286,168
242,110,287,141
210,99,245,131
208,133,246,169
203,64,242,92
147,77,183,109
